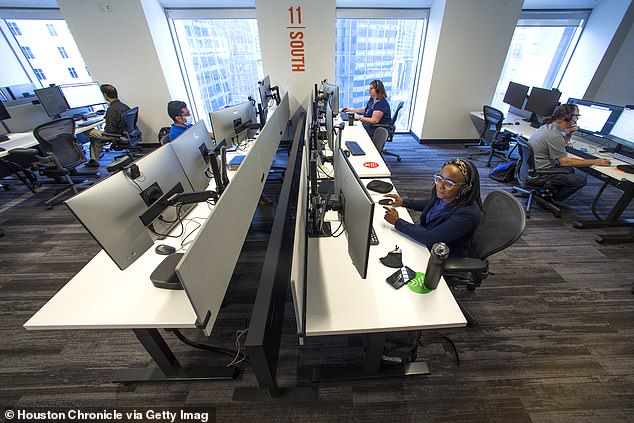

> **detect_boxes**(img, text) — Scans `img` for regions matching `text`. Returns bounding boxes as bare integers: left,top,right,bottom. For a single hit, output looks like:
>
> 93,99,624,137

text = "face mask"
185,115,193,125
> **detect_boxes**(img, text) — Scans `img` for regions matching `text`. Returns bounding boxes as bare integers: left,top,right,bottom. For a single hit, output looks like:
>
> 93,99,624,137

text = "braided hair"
430,158,483,210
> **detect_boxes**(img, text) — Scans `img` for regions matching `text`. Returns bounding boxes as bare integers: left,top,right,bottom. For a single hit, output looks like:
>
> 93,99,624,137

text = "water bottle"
424,243,450,290
348,113,355,126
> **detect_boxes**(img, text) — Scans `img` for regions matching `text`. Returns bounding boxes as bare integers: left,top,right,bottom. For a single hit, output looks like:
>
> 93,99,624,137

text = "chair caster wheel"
46,205,53,210
397,158,401,162
555,213,561,218
467,285,476,292
511,189,517,193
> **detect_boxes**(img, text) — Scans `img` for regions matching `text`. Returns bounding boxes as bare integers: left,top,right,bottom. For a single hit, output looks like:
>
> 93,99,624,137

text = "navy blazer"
394,197,482,258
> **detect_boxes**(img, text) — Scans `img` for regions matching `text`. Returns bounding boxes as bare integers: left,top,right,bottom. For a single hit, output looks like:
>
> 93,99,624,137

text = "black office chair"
0,149,40,192
31,118,93,209
373,100,403,162
511,136,569,218
466,105,512,167
371,127,390,157
158,126,171,145
443,190,527,327
102,107,142,159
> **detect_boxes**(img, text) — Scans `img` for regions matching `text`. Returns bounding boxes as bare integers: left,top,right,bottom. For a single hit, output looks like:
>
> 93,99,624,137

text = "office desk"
334,119,391,179
305,177,466,379
0,119,104,159
470,111,634,239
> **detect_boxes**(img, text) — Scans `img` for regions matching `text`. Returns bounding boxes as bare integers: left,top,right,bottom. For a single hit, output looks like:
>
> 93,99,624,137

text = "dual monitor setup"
34,81,106,119
305,80,374,279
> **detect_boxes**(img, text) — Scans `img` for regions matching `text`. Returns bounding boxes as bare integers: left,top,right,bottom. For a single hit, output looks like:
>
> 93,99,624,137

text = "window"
46,23,57,37
2,17,92,86
336,9,428,132
7,21,21,36
492,10,589,111
167,9,264,128
33,68,46,81
21,46,34,59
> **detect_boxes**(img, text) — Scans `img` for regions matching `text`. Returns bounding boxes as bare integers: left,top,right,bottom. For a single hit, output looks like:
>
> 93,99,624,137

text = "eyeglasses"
572,114,581,117
434,174,465,189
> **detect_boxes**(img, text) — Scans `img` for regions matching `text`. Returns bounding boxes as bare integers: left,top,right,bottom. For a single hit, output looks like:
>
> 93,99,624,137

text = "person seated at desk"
528,104,610,201
167,100,214,142
83,84,130,167
341,79,391,138
383,159,483,258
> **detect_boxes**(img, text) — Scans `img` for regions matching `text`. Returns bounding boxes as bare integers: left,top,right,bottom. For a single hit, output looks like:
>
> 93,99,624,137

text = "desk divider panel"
176,92,291,336
290,142,309,335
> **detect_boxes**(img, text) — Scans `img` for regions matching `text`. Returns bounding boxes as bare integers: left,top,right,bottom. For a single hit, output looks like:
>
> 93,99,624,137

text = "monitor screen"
0,101,10,121
168,120,215,191
567,98,622,136
6,83,36,100
34,86,69,117
335,150,374,279
524,87,561,117
258,75,271,108
60,82,106,109
209,101,254,148
325,100,334,151
608,108,634,148
503,81,529,109
322,81,339,116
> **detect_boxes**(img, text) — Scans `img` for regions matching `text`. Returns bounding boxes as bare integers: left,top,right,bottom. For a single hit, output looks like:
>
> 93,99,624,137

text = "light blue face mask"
185,115,193,125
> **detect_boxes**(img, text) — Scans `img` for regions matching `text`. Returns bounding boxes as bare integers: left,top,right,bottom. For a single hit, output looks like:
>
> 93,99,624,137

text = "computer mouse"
0,147,5,152
155,244,176,255
96,109,106,115
378,198,394,206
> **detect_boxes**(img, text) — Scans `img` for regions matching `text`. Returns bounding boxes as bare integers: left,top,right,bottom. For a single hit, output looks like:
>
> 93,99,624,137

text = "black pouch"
380,245,403,268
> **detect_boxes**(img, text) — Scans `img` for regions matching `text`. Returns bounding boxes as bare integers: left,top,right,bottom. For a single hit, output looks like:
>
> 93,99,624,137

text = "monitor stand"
150,253,184,290
1,121,11,140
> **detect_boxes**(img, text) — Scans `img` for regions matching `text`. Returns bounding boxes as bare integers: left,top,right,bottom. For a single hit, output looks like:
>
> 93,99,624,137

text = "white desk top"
305,178,466,337
0,119,103,159
470,111,634,184
338,119,391,179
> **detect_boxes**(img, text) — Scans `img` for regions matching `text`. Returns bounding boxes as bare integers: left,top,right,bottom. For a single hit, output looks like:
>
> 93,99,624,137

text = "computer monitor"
608,107,634,149
334,150,374,279
168,120,215,191
567,98,622,136
503,81,529,109
325,100,334,151
209,101,255,148
322,81,339,117
34,86,69,117
65,145,195,270
258,74,280,109
60,82,106,109
524,87,561,117
0,101,11,140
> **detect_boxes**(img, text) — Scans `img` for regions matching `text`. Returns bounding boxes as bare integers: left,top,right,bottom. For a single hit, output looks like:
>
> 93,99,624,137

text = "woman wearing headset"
528,103,610,201
341,80,392,138
383,159,483,258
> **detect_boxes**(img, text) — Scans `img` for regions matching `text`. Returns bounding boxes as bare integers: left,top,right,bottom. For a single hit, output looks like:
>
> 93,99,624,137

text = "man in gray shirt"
528,104,610,201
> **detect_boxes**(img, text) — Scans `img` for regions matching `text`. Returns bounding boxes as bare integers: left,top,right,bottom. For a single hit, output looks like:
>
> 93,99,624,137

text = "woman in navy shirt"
342,80,392,138
383,159,483,258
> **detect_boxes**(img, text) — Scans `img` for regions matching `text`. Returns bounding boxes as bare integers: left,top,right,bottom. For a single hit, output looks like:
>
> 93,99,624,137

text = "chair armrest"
7,148,39,156
101,132,123,139
444,258,488,273
533,168,570,176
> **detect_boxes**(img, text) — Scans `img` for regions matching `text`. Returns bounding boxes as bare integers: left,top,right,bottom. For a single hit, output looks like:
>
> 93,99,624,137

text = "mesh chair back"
372,127,389,152
33,118,85,170
121,107,141,146
470,190,526,259
392,101,405,125
480,105,504,144
515,136,535,187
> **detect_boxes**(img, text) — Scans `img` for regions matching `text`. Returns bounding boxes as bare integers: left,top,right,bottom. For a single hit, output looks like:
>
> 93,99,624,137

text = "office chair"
102,107,142,159
373,101,403,162
511,136,569,218
31,118,93,209
466,105,511,167
158,126,171,144
371,127,389,156
0,149,40,192
443,190,527,327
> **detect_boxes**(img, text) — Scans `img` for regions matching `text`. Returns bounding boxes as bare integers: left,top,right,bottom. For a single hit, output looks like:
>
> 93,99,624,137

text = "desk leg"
573,182,634,230
311,332,430,382
112,329,238,384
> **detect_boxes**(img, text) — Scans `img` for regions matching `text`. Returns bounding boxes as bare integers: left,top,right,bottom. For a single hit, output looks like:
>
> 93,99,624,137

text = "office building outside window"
21,46,34,59
7,21,20,36
492,10,589,111
33,68,46,81
167,10,264,128
1,18,91,86
335,9,428,132
46,23,58,37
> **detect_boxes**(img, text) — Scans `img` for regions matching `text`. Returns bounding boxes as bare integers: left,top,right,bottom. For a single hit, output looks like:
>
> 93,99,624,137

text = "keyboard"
345,141,365,156
76,117,104,127
565,146,596,160
614,152,634,165
370,227,379,246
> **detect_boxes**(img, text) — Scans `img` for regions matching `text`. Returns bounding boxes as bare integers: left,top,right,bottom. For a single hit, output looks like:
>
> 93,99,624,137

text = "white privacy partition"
290,142,309,335
176,93,291,336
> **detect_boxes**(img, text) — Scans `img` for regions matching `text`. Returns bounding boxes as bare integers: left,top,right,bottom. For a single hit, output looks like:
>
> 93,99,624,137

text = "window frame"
335,7,429,132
